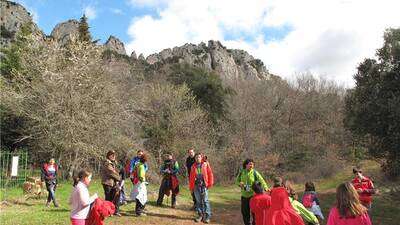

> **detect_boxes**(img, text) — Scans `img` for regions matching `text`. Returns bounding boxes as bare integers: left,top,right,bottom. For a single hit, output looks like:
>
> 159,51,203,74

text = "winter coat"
160,159,180,196
250,193,271,225
41,163,58,184
265,187,305,225
289,197,319,224
189,162,214,191
86,198,115,225
235,169,269,198
101,159,120,187
351,176,374,205
326,207,371,225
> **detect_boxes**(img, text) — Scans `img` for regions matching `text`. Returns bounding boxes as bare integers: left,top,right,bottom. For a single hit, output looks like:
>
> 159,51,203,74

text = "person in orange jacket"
351,167,375,212
189,153,214,224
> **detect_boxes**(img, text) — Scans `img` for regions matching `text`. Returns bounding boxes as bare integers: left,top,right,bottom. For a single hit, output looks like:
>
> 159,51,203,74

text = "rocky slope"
0,0,44,47
1,0,272,82
144,40,271,81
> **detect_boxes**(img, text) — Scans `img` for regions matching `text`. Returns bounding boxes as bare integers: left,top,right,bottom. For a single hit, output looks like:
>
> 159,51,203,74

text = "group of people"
235,159,375,225
40,150,375,225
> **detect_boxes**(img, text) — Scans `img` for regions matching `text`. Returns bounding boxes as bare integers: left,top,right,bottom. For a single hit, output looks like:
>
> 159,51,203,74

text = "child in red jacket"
250,182,271,225
351,167,375,211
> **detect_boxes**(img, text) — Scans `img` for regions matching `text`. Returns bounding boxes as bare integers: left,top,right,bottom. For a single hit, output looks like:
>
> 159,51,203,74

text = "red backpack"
302,193,313,208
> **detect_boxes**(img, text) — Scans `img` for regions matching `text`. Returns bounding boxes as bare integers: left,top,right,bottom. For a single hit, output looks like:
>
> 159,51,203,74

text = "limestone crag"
50,19,79,45
0,0,44,47
145,40,270,81
130,50,137,60
104,35,126,55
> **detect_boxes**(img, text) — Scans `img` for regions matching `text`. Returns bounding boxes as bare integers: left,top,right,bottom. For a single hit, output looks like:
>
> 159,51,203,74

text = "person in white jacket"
70,170,98,225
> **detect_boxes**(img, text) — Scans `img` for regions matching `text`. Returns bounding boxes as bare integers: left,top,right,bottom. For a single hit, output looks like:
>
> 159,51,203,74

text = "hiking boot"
136,213,147,217
114,212,122,217
194,215,203,223
45,202,50,207
171,204,176,209
203,218,210,224
54,202,59,208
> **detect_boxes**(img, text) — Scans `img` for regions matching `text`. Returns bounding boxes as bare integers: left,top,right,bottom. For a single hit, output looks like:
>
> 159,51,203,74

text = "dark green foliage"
168,63,234,124
249,59,264,73
0,106,26,150
0,23,32,79
345,28,400,178
78,14,92,43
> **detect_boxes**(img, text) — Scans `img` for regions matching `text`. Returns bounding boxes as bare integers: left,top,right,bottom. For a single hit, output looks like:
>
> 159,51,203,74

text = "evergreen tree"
78,14,92,43
345,28,400,178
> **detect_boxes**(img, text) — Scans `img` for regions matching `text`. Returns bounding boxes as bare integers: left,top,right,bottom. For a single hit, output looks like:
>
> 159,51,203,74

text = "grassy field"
0,161,399,225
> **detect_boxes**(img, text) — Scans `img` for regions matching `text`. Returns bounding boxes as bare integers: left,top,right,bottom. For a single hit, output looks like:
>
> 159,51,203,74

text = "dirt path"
107,200,242,225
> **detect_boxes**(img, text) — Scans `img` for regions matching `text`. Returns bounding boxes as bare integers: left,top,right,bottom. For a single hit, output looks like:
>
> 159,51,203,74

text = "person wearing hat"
101,150,121,216
41,158,59,207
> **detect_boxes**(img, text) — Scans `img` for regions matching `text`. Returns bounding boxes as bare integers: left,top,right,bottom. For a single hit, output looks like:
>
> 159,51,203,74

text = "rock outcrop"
145,40,270,81
1,0,272,83
0,0,44,47
104,35,126,55
50,19,79,45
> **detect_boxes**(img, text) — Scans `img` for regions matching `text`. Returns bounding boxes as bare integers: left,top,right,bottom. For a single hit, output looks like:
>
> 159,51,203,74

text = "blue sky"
13,0,400,86
15,0,159,44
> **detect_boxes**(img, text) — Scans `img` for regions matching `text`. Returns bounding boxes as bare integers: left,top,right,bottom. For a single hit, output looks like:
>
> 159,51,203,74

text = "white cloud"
126,0,400,86
84,6,97,20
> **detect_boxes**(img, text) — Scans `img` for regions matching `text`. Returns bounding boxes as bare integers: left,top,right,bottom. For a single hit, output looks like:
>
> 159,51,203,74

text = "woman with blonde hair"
326,182,372,225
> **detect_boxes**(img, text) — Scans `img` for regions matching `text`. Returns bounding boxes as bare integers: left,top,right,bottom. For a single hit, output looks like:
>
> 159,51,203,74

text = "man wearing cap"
351,167,375,212
101,150,121,216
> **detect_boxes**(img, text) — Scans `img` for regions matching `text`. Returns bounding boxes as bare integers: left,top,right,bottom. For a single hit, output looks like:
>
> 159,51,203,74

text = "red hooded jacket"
189,162,214,191
265,187,305,225
250,193,271,225
87,198,115,225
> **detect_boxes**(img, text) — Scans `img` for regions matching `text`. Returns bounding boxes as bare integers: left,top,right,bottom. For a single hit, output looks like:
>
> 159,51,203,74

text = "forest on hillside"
1,17,399,183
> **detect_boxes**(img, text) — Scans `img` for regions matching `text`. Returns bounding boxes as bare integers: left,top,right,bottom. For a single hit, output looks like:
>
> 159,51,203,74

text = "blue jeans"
194,185,211,219
46,182,56,204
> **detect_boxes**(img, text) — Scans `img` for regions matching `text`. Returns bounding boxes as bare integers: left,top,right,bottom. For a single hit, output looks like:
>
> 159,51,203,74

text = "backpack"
302,193,314,208
253,170,259,184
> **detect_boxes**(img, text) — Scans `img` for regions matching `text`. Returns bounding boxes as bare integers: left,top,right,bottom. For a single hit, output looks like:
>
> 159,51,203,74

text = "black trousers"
156,178,177,207
135,199,146,215
103,184,119,213
241,196,255,225
191,191,197,207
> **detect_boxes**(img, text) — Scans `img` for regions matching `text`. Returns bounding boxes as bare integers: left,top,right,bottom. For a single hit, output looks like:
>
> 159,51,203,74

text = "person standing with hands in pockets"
236,159,269,225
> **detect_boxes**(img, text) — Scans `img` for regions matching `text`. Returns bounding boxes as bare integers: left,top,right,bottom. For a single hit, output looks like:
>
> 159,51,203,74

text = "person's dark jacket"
186,156,195,176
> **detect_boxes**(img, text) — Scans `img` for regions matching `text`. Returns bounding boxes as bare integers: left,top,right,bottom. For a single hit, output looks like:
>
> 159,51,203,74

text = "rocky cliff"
0,0,44,47
144,40,270,81
2,0,272,82
104,35,126,55
50,19,79,45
